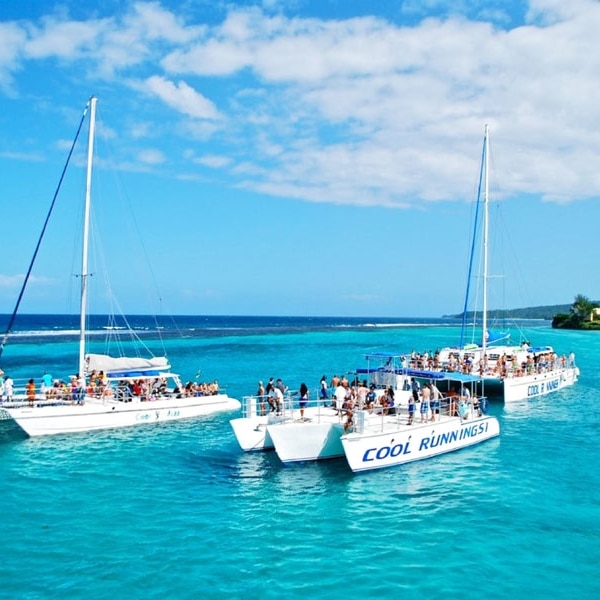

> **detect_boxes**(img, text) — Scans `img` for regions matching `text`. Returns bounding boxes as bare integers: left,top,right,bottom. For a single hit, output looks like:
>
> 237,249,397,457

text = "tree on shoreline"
552,294,600,330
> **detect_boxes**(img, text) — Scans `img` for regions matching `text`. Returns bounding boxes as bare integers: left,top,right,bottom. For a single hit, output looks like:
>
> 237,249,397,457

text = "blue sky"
0,0,598,318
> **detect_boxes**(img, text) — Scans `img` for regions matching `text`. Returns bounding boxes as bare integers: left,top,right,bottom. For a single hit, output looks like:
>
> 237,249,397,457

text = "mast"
79,96,97,379
482,124,489,361
0,104,89,359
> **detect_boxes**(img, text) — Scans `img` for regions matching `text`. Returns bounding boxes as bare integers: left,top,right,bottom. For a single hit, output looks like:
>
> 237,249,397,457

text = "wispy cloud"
143,75,221,120
2,0,600,207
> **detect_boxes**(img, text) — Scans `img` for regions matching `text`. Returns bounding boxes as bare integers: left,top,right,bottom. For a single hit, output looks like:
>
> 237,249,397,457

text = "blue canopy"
354,365,483,384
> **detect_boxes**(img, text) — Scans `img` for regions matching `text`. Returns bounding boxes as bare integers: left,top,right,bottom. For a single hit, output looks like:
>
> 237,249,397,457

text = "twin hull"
0,394,241,437
229,415,276,452
266,420,345,463
229,407,344,457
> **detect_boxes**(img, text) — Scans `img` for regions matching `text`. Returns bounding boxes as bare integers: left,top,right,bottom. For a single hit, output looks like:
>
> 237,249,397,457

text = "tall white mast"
482,124,489,359
79,96,97,379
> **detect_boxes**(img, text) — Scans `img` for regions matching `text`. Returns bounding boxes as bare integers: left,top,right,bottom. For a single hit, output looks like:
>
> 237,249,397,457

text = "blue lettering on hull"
528,379,559,397
362,440,412,462
361,421,491,463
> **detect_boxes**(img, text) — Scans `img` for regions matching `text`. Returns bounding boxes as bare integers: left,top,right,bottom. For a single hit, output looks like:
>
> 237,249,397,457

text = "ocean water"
0,315,598,599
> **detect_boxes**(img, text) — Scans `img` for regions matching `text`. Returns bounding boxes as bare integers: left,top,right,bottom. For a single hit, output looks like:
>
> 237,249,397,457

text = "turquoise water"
0,319,598,599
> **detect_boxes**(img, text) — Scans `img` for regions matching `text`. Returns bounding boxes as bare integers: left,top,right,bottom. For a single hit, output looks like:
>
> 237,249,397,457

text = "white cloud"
24,18,104,59
0,22,27,92
137,148,166,165
195,155,232,168
128,1,203,43
0,274,24,288
3,0,600,208
0,274,53,288
143,75,221,120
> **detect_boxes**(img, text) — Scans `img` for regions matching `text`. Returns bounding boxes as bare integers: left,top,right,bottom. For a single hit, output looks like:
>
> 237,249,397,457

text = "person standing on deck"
430,381,441,421
276,378,287,395
319,375,329,403
3,374,13,402
256,381,266,415
41,371,53,399
420,383,431,422
407,392,415,425
299,382,309,419
333,383,347,413
411,377,420,404
26,378,36,405
331,374,339,390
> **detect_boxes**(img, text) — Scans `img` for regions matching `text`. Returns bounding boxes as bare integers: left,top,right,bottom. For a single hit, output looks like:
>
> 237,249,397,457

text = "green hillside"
446,295,600,330
445,304,571,320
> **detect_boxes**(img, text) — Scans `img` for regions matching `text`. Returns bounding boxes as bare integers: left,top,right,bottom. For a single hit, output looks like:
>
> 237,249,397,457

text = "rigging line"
0,97,93,359
95,115,172,354
459,132,486,349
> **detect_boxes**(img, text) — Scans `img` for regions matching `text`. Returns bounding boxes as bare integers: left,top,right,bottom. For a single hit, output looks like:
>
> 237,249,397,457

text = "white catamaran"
429,125,579,402
0,96,240,437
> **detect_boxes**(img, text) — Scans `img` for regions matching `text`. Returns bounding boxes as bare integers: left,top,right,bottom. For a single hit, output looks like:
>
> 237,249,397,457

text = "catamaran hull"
477,367,579,402
501,367,578,402
267,419,346,463
0,395,241,437
341,415,500,473
229,406,341,453
230,415,276,452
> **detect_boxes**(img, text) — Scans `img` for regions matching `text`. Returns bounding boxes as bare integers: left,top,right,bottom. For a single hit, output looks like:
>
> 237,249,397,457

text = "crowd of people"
255,377,288,416
0,368,220,405
404,347,573,379
251,372,482,433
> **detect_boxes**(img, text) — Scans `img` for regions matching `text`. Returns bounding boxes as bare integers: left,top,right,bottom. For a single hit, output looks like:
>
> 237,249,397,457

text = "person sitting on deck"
343,399,354,433
266,379,276,413
272,384,283,415
365,385,376,413
381,387,395,415
447,388,459,416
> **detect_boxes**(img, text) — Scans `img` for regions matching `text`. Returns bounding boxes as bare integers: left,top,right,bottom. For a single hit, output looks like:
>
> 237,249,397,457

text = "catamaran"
0,96,240,437
425,125,579,402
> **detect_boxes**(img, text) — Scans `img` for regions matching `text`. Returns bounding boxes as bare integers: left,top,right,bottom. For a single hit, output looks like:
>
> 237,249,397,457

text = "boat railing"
0,377,76,405
0,376,188,406
353,395,488,434
240,389,336,422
